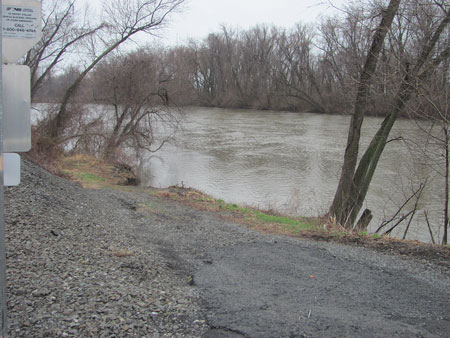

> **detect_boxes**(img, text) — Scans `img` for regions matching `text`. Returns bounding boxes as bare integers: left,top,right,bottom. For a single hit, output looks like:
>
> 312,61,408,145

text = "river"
141,107,443,243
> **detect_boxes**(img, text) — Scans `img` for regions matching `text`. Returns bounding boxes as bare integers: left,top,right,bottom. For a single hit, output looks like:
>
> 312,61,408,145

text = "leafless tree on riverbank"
404,64,450,244
30,0,185,157
329,0,450,231
24,0,103,100
73,51,181,161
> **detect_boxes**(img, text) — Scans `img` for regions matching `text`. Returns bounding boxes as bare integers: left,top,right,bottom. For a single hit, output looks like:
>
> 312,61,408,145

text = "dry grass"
111,249,134,257
56,154,134,188
155,186,320,236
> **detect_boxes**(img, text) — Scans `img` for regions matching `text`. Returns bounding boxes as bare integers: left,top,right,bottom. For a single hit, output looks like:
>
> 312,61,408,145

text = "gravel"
5,159,210,337
5,159,450,337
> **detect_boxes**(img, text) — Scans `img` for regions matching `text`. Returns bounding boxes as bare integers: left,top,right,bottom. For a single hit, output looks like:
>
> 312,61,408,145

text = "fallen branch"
402,183,426,239
376,180,427,233
383,210,414,236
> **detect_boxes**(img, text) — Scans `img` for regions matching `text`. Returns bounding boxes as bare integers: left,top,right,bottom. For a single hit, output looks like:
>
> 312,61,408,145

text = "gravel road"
4,159,450,337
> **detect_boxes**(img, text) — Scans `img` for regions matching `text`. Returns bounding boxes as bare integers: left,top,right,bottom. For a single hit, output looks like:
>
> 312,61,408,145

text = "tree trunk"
329,0,401,227
49,36,129,139
355,209,372,232
443,126,449,245
330,5,450,229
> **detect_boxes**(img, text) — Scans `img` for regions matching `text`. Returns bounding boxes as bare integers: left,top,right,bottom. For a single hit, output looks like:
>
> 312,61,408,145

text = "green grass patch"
76,172,106,184
359,231,381,239
286,222,313,233
224,203,252,213
255,212,301,226
225,203,239,211
218,199,314,232
156,188,318,235
57,154,126,188
330,231,347,237
195,195,214,202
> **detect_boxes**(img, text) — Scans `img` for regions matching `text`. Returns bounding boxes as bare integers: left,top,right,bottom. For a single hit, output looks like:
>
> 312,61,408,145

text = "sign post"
0,3,5,335
0,0,41,335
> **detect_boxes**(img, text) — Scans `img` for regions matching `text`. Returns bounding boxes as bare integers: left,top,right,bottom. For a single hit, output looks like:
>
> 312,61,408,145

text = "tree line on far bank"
34,1,446,118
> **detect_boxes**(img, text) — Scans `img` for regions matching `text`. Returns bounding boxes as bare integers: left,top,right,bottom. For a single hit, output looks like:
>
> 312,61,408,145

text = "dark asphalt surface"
195,240,449,337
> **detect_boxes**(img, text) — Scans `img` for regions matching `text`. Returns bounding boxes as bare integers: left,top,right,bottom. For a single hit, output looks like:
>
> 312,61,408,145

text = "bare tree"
406,64,450,244
162,46,199,105
330,0,450,230
71,51,180,161
239,25,278,109
23,0,103,100
317,5,377,114
187,39,219,106
329,0,402,227
275,24,327,112
45,0,185,140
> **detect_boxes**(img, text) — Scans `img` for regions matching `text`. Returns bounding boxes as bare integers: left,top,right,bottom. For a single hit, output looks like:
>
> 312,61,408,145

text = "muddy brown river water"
141,107,443,242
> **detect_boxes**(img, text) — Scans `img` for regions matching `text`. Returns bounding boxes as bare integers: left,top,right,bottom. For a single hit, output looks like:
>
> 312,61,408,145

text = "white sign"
2,64,31,152
2,0,41,63
2,5,39,39
2,153,20,186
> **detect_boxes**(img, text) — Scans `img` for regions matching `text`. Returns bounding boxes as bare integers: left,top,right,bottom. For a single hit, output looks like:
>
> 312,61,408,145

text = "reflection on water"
142,107,443,243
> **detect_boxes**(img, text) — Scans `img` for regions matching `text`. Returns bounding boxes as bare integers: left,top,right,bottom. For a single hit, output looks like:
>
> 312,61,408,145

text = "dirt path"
5,159,450,337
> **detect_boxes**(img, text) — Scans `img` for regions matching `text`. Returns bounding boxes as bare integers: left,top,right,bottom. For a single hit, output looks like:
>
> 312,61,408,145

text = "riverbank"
155,186,450,269
4,157,450,336
58,154,450,269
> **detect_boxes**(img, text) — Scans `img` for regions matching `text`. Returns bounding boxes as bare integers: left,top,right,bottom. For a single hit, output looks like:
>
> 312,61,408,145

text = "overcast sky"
76,0,345,47
161,0,344,45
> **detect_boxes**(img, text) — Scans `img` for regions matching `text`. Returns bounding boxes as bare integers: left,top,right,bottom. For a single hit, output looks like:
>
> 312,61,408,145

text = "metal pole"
0,0,8,335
